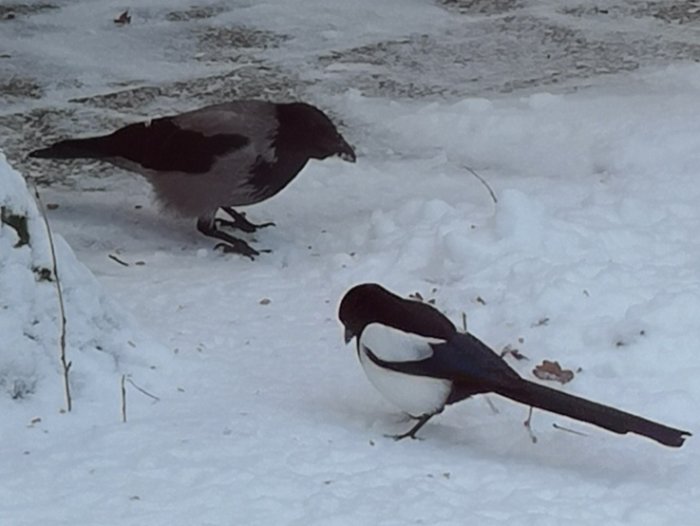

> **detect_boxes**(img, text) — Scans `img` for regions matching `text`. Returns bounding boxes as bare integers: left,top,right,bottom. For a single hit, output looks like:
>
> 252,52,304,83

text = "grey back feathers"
29,100,355,221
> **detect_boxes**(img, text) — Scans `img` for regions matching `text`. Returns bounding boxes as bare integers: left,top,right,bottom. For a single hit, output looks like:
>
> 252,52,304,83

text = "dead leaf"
532,360,575,384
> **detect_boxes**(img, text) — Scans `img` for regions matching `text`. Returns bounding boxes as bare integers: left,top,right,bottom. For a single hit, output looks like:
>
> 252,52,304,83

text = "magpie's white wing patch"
359,323,444,362
358,346,451,418
357,325,451,416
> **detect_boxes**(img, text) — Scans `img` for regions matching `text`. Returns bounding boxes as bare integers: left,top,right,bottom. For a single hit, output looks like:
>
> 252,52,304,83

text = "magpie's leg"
218,207,275,233
196,218,269,260
386,413,435,441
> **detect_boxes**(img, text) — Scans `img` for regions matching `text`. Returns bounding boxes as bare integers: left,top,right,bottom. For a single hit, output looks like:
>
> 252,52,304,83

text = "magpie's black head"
338,283,457,345
276,102,356,162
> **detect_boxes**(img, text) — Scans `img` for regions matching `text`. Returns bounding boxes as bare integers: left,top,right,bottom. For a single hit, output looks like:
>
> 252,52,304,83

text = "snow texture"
1,1,700,525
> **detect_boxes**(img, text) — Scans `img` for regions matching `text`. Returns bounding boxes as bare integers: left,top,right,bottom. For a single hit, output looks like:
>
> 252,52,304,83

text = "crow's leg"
196,217,269,260
217,207,275,233
386,413,436,441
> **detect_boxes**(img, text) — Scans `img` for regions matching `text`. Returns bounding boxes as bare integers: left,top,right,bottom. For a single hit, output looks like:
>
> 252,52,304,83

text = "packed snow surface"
1,1,700,525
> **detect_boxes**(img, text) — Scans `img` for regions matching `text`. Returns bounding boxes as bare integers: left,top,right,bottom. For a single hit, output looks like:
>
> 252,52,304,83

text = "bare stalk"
552,423,588,437
126,377,160,401
121,374,127,423
462,164,498,204
523,406,537,444
32,182,72,412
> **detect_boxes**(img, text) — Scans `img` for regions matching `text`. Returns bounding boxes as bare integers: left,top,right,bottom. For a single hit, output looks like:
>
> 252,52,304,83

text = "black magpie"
338,283,691,447
29,100,356,258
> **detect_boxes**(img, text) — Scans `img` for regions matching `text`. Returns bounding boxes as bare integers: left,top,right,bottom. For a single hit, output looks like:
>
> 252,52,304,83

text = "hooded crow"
29,100,356,258
338,283,691,447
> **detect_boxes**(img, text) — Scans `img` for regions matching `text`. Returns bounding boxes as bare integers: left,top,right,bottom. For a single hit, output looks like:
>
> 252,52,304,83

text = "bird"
338,283,691,448
29,100,356,258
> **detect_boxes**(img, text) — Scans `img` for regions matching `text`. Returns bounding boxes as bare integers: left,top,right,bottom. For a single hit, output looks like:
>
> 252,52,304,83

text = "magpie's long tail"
29,136,112,160
494,379,691,447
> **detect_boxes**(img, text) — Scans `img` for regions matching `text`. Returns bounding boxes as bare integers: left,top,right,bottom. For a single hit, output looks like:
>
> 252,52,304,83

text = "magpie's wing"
360,322,444,362
364,331,521,387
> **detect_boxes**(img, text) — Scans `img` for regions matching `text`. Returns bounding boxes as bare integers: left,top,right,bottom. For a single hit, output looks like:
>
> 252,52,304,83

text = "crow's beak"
337,137,356,163
343,328,354,344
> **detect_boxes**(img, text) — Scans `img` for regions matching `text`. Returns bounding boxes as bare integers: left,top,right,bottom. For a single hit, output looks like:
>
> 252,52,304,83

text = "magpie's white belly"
358,347,452,417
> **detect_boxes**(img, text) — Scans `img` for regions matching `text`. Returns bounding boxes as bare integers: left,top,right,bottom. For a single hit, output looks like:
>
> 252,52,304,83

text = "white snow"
0,153,168,423
2,1,700,525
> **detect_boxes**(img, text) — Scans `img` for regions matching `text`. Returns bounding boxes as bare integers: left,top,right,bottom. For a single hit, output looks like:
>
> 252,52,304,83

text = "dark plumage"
29,100,356,258
338,283,691,447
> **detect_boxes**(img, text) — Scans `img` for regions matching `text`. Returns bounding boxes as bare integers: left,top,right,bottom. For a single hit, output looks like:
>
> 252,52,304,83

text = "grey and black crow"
338,283,691,447
30,100,356,258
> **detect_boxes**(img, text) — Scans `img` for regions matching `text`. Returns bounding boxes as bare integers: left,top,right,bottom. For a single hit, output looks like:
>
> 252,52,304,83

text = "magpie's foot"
220,208,276,233
384,413,434,441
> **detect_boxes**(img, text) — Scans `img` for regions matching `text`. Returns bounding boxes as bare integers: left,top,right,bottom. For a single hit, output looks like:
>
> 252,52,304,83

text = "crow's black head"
276,102,356,162
338,283,457,345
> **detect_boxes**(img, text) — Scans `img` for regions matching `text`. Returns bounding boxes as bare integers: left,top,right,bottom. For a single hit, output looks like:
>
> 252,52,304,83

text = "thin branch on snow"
484,397,500,414
126,378,160,402
461,164,498,204
121,374,127,423
523,406,538,444
120,375,159,423
32,182,72,413
552,423,588,437
108,253,130,267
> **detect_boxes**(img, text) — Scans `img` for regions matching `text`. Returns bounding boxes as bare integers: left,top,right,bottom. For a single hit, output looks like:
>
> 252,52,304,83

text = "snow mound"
0,152,166,415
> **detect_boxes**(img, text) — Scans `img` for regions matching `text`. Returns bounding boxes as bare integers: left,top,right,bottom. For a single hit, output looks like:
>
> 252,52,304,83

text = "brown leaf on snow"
532,360,575,384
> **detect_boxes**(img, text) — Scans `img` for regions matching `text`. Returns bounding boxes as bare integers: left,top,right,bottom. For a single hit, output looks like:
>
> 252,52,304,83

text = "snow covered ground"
2,0,700,524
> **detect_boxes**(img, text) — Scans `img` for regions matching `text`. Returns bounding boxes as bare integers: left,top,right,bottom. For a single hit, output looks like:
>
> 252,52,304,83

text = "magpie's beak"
343,328,355,344
337,137,356,163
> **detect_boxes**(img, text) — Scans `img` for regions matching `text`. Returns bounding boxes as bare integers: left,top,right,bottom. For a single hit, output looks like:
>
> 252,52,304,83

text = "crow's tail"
29,136,112,160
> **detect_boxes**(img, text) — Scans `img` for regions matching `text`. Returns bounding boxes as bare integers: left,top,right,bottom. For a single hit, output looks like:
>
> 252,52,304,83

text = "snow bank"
0,152,166,418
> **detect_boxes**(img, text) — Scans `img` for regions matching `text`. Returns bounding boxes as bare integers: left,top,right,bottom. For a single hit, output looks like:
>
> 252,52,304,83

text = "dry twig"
121,374,127,423
523,406,537,443
462,164,498,204
32,182,72,412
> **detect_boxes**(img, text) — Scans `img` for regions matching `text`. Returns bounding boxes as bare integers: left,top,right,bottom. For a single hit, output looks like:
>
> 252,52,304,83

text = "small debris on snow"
500,345,529,361
108,254,130,267
114,10,131,25
259,298,271,305
408,291,436,305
